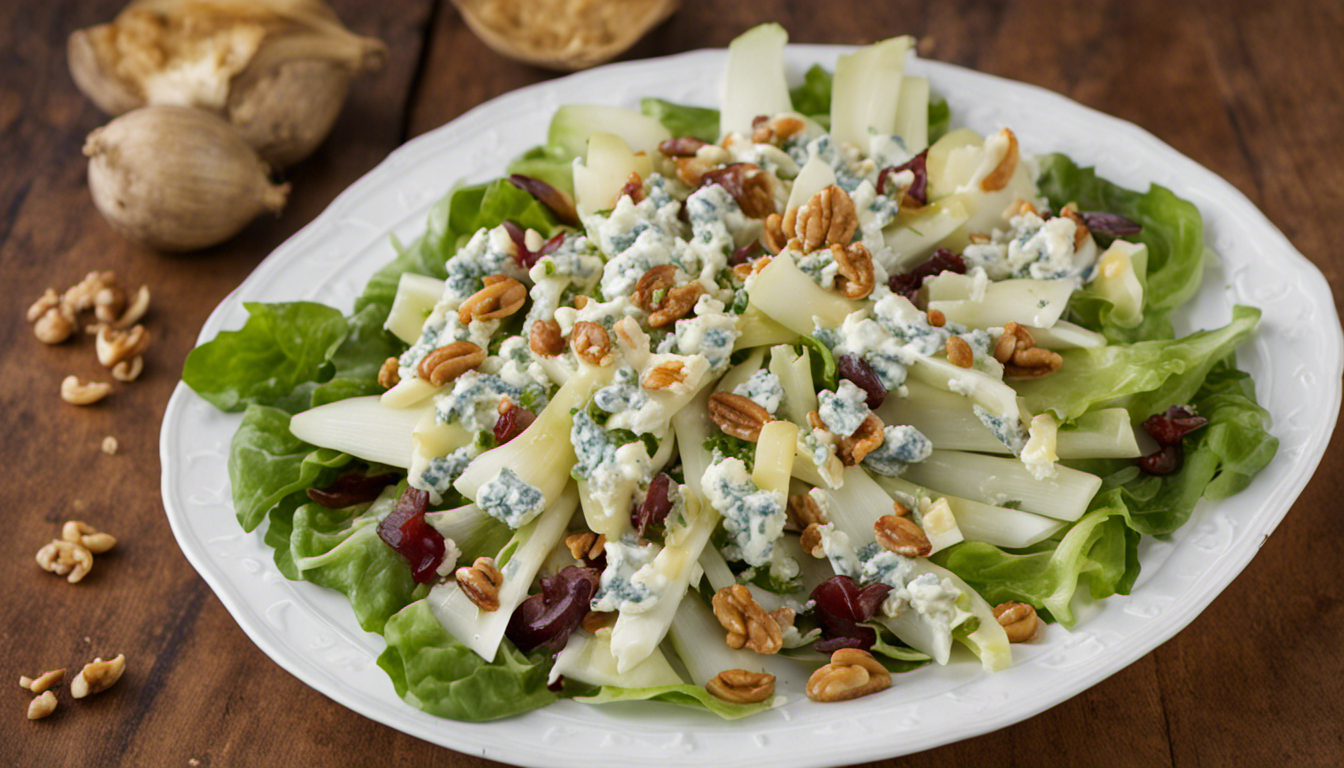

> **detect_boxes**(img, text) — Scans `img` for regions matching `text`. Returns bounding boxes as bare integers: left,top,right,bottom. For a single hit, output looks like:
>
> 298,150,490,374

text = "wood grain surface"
3,1,1341,766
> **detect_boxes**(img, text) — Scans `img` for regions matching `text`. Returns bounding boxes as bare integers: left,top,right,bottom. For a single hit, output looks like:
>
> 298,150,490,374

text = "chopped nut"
674,156,711,187
529,319,564,357
111,356,144,382
27,691,58,720
831,242,875,299
457,275,527,325
1005,346,1064,378
70,654,125,698
36,539,94,583
837,412,884,466
570,321,613,366
979,128,1020,192
874,514,932,557
642,360,687,391
750,114,805,145
946,336,974,368
927,309,946,327
632,265,677,313
581,610,614,633
706,669,775,704
27,668,65,694
564,531,605,562
114,286,150,328
101,436,118,455
416,341,486,386
800,523,825,557
62,271,116,315
377,357,400,389
786,492,828,531
95,324,150,368
994,601,1039,643
892,499,910,517
456,557,503,612
658,137,708,157
33,307,76,344
1060,205,1091,249
648,283,704,328
707,392,773,442
967,232,992,245
27,288,61,322
62,521,117,554
701,163,776,219
94,284,127,324
768,606,796,632
806,648,891,702
792,185,858,252
762,212,787,254
712,584,783,654
572,295,589,309
19,676,33,689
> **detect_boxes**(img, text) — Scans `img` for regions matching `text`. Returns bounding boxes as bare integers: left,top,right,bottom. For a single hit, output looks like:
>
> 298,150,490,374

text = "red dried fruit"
700,163,774,218
1137,444,1183,475
306,472,399,509
503,220,565,269
1081,211,1142,238
376,487,445,584
810,575,893,653
887,248,967,302
632,473,675,538
506,565,600,655
494,402,536,445
877,148,929,206
507,174,580,226
657,136,708,157
837,354,887,409
1141,405,1208,447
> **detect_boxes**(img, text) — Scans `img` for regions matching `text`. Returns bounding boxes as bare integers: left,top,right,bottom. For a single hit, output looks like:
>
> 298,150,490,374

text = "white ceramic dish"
160,45,1342,767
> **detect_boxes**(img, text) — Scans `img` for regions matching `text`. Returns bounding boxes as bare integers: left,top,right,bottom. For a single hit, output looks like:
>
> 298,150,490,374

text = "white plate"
161,46,1342,767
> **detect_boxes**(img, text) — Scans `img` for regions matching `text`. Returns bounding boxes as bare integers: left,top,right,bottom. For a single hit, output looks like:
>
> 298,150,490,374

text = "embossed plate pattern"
161,46,1341,767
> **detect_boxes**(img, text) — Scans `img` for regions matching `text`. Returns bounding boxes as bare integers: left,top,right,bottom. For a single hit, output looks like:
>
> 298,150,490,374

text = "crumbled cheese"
477,467,547,528
733,369,784,414
433,372,521,432
817,380,871,437
862,424,933,477
411,444,480,505
701,458,786,568
591,536,667,614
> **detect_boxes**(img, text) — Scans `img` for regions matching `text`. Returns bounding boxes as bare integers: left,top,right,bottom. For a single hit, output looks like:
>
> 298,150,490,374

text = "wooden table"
5,1,1341,765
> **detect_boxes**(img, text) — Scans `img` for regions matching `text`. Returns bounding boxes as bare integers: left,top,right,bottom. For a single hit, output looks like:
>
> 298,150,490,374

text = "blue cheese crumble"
733,369,784,414
962,211,1092,281
434,372,521,432
591,536,666,614
974,405,1028,455
444,226,530,302
701,458,786,568
477,467,546,528
862,424,933,477
817,380,872,437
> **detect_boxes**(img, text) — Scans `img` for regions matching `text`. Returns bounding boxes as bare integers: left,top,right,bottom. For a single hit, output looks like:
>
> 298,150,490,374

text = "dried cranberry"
507,174,580,226
657,136,708,157
503,221,565,269
376,487,445,584
547,675,566,692
1138,444,1184,475
506,566,600,655
632,473,675,538
730,240,762,267
810,575,892,652
1081,211,1142,238
877,149,929,206
306,472,399,509
493,403,536,445
837,354,887,409
887,248,967,302
1141,405,1208,447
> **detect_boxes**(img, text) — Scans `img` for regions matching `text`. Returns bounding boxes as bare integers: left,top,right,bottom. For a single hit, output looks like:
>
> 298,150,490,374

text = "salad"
183,25,1277,721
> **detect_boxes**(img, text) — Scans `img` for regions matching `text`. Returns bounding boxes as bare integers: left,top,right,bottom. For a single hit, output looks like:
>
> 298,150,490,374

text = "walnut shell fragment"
452,0,680,71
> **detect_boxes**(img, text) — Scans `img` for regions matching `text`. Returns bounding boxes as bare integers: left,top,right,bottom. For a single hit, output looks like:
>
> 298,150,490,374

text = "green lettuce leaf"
286,492,426,633
640,97,720,142
790,64,832,126
227,404,351,532
378,600,558,720
575,683,776,720
927,97,950,143
1037,153,1205,341
311,303,404,407
1016,305,1260,421
183,302,348,413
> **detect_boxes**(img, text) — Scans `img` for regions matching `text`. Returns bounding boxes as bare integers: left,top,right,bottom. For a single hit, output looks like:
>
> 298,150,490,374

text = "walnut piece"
378,357,400,389
417,341,486,386
707,392,773,442
95,324,150,367
806,648,892,702
457,275,526,325
706,669,775,704
641,360,687,391
70,654,125,698
792,185,858,252
564,531,605,561
570,321,613,366
945,336,974,368
456,557,503,612
62,521,117,554
529,319,564,357
786,492,828,531
994,601,1040,643
750,114,805,145
996,322,1063,378
27,691,58,720
979,128,1020,192
762,212,787,254
111,356,144,382
800,523,825,557
25,668,65,694
837,412,884,466
33,308,76,344
874,514,932,558
831,242,875,300
647,283,703,328
36,539,94,583
711,584,783,654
